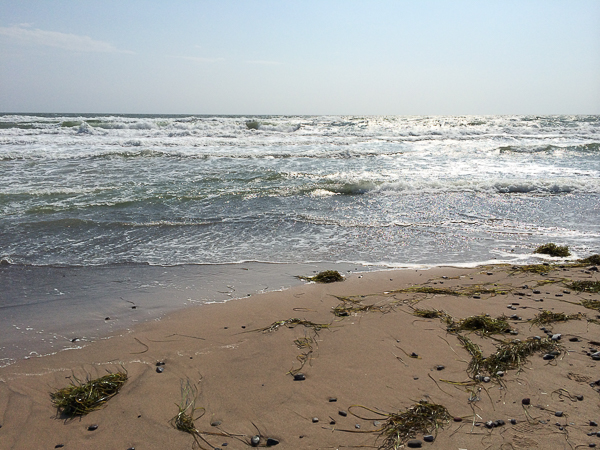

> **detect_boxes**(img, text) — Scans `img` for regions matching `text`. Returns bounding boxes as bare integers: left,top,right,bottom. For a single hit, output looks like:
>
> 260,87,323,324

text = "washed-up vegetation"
511,264,557,274
581,299,600,311
458,335,561,379
534,243,571,257
376,401,451,450
447,314,512,336
50,371,127,417
298,270,344,283
332,296,391,317
579,254,600,265
250,318,331,333
566,280,600,293
531,310,584,326
395,285,508,297
412,308,450,320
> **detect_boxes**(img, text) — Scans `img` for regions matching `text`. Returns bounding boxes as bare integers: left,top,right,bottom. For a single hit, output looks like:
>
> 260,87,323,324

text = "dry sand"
1,263,600,450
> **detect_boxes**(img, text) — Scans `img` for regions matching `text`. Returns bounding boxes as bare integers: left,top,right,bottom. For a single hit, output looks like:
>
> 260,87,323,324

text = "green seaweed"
448,314,512,335
377,401,451,449
531,310,584,326
566,280,600,293
252,318,331,333
579,254,600,265
298,270,344,283
395,285,508,297
581,299,600,311
534,243,570,257
50,371,127,416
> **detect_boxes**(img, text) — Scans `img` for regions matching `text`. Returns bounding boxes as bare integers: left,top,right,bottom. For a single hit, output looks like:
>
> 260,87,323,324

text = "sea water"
1,114,599,364
1,114,599,267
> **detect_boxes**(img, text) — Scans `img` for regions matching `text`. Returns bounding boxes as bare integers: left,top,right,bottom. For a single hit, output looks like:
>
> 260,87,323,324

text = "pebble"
407,439,423,448
266,438,279,446
410,352,418,358
330,419,336,425
510,419,517,425
552,334,562,341
293,373,306,381
250,435,260,447
483,376,491,383
495,419,505,427
473,295,481,299
522,398,531,405
312,417,319,423
328,397,337,402
533,290,541,294
156,361,165,366
211,420,222,427
453,417,463,422
373,421,381,426
555,411,564,417
496,371,504,377
570,337,580,342
590,421,598,426
485,421,494,429
54,446,64,449
577,395,584,401
423,435,434,442
543,353,555,360
533,336,541,340
88,424,98,431
436,365,445,371
355,424,360,429
589,443,596,448
339,410,348,417
156,366,164,373
486,272,493,275
591,353,600,361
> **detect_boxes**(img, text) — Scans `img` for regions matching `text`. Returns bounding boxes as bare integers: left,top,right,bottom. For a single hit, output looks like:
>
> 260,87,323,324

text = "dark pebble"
88,424,98,431
328,397,337,402
510,419,517,425
355,424,360,429
543,354,555,360
423,434,434,442
127,448,135,450
589,443,596,448
241,325,246,328
485,421,494,429
339,410,348,417
55,446,64,449
410,352,418,358
156,366,164,373
473,295,481,299
453,417,463,422
250,435,260,447
407,440,423,448
495,419,505,426
590,421,598,426
266,438,279,446
577,395,584,401
570,337,580,342
104,317,110,321
211,420,222,427
330,419,336,425
156,361,165,366
533,290,541,294
312,417,319,423
522,398,531,405
555,411,563,417
436,365,445,371
293,373,305,381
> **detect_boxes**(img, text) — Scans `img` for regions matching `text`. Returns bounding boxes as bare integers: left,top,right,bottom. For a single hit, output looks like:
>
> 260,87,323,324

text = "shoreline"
1,262,599,449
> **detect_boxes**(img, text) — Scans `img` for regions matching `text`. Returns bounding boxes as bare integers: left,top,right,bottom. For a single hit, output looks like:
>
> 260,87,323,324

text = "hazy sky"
1,1,599,115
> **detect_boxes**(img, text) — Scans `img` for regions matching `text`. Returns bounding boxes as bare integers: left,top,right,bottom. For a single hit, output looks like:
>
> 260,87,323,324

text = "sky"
0,0,599,115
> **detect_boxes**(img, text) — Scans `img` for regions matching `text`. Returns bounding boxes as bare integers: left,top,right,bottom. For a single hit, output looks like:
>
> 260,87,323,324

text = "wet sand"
1,263,599,449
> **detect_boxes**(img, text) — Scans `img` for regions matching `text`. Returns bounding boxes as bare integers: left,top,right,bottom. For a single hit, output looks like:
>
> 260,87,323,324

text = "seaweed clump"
511,264,556,274
581,299,600,311
458,335,561,378
377,401,451,450
332,296,391,317
412,308,450,320
567,280,600,294
531,310,584,326
447,314,512,336
534,243,570,257
50,371,127,416
298,270,344,283
579,254,600,265
252,318,330,333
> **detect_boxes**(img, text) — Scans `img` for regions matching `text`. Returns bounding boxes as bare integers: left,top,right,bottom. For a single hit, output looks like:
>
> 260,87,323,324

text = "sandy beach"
1,262,600,450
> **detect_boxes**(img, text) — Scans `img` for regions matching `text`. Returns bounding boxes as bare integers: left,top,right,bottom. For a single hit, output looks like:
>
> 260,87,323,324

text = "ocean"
1,114,599,364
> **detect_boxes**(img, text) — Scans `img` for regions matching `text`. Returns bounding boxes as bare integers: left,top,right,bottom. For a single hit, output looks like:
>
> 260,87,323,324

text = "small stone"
330,419,336,425
266,438,279,446
510,419,517,425
555,293,563,297
410,352,418,358
483,376,491,383
407,439,423,448
533,290,541,294
373,421,381,426
88,424,98,431
496,371,504,377
495,419,505,427
543,353,555,360
473,295,481,299
312,417,319,423
453,417,463,422
590,421,598,426
105,317,110,321
552,334,562,341
485,421,494,429
250,435,260,447
564,290,571,294
339,410,348,417
355,424,360,429
555,411,564,417
591,352,600,361
589,443,596,448
533,336,541,340
55,446,64,449
522,398,531,405
293,373,306,381
423,434,434,442
576,395,584,401
328,397,337,402
487,272,493,275
570,337,580,342
156,361,165,366
436,365,445,371
156,366,164,373
211,420,222,427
